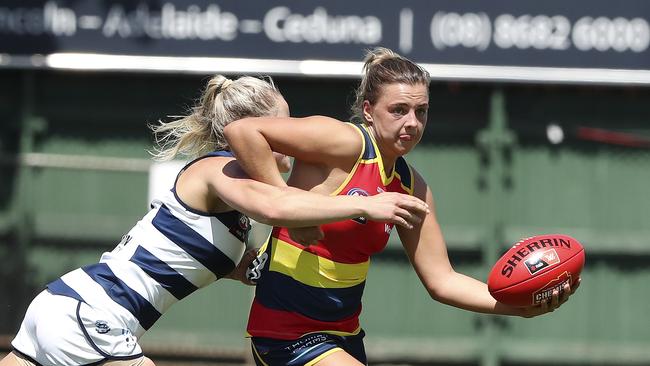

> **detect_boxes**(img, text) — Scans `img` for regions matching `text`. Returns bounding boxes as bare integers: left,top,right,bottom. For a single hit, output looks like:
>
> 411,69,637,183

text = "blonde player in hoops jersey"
224,48,581,366
0,75,429,366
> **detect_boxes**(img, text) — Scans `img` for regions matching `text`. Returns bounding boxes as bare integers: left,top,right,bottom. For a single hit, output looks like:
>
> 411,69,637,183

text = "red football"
487,234,585,307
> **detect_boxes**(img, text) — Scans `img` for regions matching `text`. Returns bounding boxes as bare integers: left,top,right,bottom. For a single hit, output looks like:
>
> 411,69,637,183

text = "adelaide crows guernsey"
46,151,250,337
247,123,414,340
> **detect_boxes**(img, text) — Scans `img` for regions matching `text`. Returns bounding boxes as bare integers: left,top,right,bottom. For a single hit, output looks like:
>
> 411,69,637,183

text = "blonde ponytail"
150,75,281,161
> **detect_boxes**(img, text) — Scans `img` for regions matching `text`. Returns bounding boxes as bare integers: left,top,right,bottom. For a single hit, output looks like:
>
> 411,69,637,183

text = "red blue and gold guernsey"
246,123,414,340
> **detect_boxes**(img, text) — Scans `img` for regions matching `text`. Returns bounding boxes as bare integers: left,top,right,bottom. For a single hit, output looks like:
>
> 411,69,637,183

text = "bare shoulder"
175,155,238,213
184,155,257,193
190,155,246,181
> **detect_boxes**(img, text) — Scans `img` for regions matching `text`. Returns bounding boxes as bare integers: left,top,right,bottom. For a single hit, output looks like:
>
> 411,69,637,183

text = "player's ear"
362,100,374,125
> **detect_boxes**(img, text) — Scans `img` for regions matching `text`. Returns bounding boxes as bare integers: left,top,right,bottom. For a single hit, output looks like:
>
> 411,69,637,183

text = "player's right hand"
518,277,581,318
363,192,429,229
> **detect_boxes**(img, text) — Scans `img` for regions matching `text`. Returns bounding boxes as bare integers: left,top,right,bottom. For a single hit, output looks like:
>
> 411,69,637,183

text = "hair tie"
221,79,233,90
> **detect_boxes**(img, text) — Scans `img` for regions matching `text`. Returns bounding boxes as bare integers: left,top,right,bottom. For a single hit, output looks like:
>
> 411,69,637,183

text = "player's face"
363,82,429,159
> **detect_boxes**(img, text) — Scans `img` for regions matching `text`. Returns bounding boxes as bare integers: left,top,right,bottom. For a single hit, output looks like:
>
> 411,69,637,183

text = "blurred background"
1,1,649,365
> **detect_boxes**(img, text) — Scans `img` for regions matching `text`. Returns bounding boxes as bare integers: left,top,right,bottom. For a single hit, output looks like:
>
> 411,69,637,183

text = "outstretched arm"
397,170,578,317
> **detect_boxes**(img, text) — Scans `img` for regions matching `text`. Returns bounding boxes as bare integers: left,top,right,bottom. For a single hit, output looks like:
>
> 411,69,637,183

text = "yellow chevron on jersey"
269,238,370,289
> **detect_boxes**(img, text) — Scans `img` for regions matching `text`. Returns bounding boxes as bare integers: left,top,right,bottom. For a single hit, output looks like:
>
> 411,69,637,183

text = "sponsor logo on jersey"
119,235,132,246
347,188,369,197
95,320,111,334
347,188,368,224
524,249,560,275
239,215,250,230
229,214,251,242
113,234,133,254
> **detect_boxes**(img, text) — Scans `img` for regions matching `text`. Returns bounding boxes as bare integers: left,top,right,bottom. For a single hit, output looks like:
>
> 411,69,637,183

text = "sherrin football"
487,234,585,307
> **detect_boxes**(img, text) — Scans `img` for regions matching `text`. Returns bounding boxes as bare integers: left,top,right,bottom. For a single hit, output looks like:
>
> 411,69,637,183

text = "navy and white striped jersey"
46,151,250,337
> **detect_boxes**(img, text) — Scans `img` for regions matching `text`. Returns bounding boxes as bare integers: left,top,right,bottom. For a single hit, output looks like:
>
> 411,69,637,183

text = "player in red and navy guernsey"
225,47,581,366
248,122,412,340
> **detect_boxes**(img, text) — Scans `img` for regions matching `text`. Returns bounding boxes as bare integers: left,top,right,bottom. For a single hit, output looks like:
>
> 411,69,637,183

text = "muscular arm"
209,158,428,229
398,169,578,317
223,115,362,187
397,170,524,316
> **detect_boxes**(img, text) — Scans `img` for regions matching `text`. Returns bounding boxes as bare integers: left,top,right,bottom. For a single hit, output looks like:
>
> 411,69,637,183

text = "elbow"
244,188,298,227
255,205,306,228
426,283,445,302
251,204,289,227
224,118,258,145
223,120,243,143
423,269,455,303
256,187,298,226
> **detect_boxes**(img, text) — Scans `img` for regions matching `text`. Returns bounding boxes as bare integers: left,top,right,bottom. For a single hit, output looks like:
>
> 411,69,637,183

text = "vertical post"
475,88,516,366
12,71,39,326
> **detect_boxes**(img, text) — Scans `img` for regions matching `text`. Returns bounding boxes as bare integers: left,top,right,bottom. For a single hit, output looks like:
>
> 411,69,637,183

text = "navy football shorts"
251,330,367,366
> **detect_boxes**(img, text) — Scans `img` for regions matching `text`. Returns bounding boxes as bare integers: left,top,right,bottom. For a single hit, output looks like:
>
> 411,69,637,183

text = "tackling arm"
210,158,429,229
223,115,362,187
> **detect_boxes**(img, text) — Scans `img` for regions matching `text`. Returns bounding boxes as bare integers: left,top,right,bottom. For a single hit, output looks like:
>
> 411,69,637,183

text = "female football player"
224,48,581,366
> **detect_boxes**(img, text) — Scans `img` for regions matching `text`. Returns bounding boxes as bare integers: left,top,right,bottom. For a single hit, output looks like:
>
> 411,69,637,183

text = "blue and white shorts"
11,290,144,366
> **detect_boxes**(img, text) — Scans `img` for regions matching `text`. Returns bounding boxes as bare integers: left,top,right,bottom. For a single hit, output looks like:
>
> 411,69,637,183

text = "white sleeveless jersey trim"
47,155,250,334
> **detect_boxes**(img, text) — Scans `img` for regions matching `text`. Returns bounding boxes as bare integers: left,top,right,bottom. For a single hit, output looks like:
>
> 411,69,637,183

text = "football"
487,234,585,307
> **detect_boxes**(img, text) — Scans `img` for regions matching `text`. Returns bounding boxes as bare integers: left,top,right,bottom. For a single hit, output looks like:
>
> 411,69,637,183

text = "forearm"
262,188,366,227
430,271,523,317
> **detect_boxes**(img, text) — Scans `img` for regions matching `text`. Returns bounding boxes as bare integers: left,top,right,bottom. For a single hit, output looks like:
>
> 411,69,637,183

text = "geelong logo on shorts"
347,188,368,224
95,320,111,334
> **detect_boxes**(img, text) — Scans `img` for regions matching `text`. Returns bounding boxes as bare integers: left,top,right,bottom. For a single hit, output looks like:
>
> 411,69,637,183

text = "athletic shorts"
251,330,367,366
11,290,144,366
9,351,146,366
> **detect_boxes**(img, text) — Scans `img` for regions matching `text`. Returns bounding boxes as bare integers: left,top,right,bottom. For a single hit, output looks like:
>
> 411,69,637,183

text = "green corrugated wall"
1,70,649,365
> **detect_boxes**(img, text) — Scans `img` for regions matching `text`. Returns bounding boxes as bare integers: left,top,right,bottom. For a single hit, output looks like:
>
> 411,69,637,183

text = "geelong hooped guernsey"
247,123,414,340
47,151,250,337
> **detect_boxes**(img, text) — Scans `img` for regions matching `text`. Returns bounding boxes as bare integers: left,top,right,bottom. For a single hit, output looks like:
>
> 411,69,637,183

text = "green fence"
1,70,649,365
